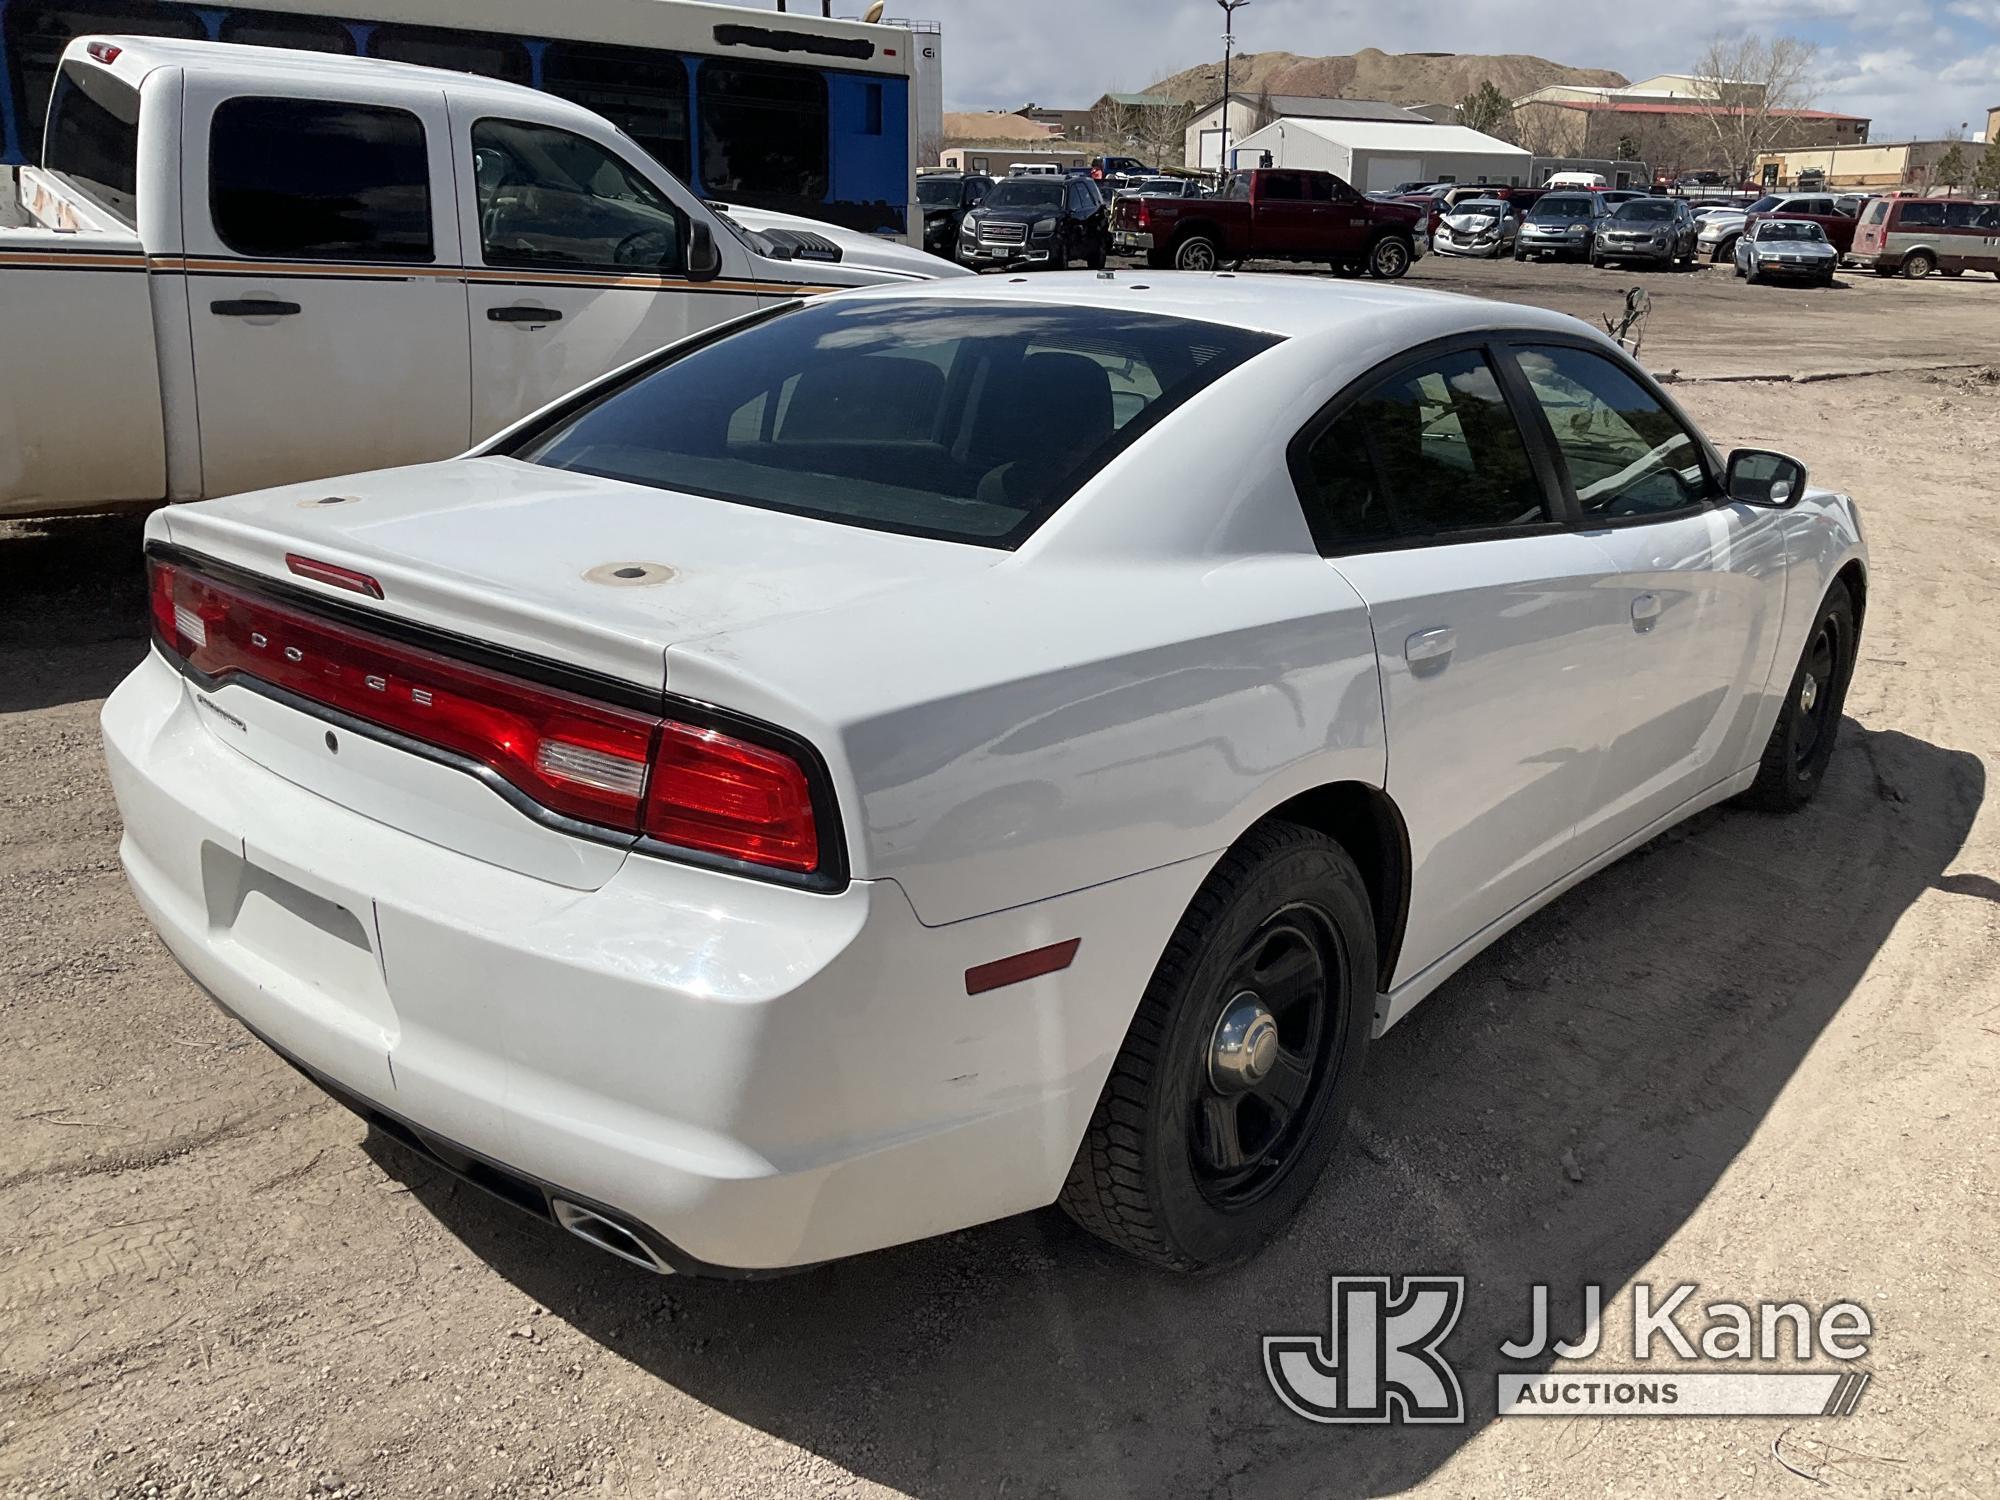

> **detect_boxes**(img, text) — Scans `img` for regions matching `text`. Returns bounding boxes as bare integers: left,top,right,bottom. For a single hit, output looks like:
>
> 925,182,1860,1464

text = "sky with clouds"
724,0,1998,141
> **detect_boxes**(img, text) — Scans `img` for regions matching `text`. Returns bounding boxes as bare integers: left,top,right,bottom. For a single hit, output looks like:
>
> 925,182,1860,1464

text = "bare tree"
1089,92,1149,153
1505,100,1581,158
1137,98,1203,171
1688,33,1821,184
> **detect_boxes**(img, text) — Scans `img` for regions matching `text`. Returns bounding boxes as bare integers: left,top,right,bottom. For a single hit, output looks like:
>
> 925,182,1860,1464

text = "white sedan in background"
105,275,1866,1276
1736,217,1842,286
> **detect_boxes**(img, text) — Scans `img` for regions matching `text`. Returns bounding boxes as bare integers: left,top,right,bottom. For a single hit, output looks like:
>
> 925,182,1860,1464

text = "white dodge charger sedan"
104,274,1866,1275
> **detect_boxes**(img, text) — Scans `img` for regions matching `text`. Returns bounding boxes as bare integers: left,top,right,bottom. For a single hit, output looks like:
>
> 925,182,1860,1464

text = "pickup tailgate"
155,456,998,885
0,228,164,513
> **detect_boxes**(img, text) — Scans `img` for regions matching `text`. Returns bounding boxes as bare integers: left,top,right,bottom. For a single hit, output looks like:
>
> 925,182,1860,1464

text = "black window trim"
1492,332,1724,531
468,112,692,276
1283,331,1575,559
206,94,437,264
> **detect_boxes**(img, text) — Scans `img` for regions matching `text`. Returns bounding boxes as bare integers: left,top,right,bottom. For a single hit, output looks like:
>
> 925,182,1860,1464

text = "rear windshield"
43,60,139,223
1531,196,1596,220
515,298,1281,547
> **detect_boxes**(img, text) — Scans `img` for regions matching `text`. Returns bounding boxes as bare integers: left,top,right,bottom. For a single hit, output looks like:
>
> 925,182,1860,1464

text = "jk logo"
1264,1276,1466,1424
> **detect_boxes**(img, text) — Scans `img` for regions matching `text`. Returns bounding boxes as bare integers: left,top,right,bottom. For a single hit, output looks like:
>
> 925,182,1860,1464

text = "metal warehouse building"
1229,117,1531,191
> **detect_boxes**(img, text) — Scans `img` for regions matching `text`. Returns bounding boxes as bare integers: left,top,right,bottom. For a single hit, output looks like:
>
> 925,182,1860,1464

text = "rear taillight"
146,555,822,875
1135,199,1151,229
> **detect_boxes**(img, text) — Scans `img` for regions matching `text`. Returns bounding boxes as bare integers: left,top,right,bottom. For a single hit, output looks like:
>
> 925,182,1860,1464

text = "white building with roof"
1182,92,1433,170
1226,117,1530,190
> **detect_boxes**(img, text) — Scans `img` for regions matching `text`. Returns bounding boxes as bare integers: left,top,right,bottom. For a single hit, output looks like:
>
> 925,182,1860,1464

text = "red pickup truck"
1111,169,1426,278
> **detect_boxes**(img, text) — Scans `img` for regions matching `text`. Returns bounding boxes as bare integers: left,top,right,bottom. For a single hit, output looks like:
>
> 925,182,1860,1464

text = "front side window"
472,118,685,273
698,63,828,208
1295,350,1547,553
515,300,1279,547
43,59,138,222
209,97,432,261
1515,346,1707,519
540,41,691,184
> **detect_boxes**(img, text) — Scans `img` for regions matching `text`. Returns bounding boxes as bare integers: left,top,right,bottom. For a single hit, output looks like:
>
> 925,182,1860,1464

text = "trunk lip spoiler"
144,539,853,894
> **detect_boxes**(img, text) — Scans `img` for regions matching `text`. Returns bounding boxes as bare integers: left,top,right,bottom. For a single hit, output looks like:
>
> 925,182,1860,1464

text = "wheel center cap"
1800,676,1819,714
1210,994,1280,1092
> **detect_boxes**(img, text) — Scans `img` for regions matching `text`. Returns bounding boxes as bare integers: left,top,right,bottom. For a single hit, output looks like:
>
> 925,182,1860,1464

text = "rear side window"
515,300,1280,547
43,59,138,222
1897,201,1945,228
209,97,433,262
1515,346,1707,518
1295,350,1547,552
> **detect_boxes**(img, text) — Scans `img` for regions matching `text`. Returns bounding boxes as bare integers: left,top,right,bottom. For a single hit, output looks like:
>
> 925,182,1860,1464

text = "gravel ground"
2,263,1998,1499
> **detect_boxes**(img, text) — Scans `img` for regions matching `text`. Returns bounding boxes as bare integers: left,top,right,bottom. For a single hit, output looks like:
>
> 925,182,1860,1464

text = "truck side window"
209,97,433,262
471,118,687,274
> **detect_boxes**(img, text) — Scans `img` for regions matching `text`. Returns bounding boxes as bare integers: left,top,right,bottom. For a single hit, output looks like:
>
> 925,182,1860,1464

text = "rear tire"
1173,233,1221,272
1902,250,1935,279
1059,822,1376,1271
1743,581,1857,812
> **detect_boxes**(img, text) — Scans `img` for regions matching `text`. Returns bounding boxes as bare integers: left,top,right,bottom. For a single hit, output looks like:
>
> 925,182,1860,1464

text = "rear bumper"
103,650,1202,1271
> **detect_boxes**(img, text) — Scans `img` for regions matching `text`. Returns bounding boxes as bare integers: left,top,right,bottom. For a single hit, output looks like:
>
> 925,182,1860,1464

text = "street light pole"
1217,0,1250,178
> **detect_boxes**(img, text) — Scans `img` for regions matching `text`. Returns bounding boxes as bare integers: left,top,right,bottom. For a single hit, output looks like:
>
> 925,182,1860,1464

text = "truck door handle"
488,306,563,324
210,298,300,317
1632,592,1662,631
1405,627,1456,668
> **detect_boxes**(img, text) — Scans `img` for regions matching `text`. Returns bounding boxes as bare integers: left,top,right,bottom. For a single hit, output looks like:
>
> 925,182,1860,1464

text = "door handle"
210,298,301,317
1631,592,1662,632
1405,626,1457,668
488,305,563,324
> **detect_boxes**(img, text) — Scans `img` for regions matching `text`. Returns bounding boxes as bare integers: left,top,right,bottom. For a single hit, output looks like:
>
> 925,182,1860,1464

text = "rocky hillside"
1149,47,1626,107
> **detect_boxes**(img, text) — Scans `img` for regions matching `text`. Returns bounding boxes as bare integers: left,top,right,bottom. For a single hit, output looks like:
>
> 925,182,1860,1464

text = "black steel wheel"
1060,821,1376,1270
1745,580,1858,811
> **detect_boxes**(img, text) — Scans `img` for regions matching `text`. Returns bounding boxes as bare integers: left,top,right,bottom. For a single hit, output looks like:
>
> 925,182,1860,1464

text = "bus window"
540,39,690,184
217,11,358,54
698,62,828,208
3,0,203,160
367,23,530,84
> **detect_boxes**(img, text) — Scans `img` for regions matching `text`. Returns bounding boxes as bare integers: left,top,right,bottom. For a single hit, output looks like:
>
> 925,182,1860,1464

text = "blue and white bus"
0,0,923,234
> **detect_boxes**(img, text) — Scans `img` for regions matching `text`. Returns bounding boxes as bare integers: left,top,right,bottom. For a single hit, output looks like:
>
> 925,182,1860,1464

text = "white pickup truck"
2,34,960,518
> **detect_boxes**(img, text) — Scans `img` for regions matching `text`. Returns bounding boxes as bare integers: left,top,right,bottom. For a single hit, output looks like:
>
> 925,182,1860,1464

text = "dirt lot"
3,259,1998,1500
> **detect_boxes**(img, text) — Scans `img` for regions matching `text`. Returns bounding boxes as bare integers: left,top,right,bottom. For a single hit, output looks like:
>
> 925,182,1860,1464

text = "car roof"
819,270,1596,343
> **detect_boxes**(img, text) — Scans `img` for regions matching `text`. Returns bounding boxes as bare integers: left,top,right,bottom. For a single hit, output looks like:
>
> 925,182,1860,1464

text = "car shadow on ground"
376,719,1982,1499
0,512,152,713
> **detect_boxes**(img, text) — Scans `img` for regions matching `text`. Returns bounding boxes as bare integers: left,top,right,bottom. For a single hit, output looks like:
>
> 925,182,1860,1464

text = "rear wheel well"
1260,783,1410,992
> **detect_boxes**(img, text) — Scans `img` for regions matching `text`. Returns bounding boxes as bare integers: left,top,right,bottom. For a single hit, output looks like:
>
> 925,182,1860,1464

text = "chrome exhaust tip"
550,1199,675,1275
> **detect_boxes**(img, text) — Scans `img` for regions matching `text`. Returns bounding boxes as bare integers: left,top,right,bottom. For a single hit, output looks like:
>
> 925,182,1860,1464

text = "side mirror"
688,219,722,283
1725,448,1808,508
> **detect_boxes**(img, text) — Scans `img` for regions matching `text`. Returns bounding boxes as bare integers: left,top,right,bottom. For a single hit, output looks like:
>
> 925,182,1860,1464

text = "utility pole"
1217,0,1250,178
